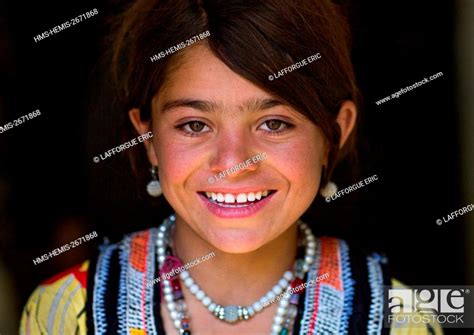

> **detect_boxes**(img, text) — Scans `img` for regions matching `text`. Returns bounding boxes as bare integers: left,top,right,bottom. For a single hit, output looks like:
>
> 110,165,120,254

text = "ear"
335,100,357,149
128,108,159,166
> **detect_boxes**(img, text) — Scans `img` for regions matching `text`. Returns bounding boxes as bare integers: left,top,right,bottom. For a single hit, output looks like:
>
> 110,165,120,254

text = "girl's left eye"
177,121,211,136
258,119,293,134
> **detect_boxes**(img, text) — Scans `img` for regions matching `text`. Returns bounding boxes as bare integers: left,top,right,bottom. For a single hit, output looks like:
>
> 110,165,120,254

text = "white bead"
208,302,217,312
180,271,189,280
303,263,310,272
157,247,166,255
307,248,316,256
272,324,282,333
307,241,316,248
305,255,314,264
184,277,194,287
156,239,165,246
167,302,176,311
276,306,286,316
173,319,181,329
158,232,164,238
202,296,212,306
158,255,165,264
196,290,205,300
247,306,255,316
164,294,174,303
272,285,283,295
163,286,172,294
253,302,263,312
280,299,289,307
170,214,176,221
278,278,289,288
274,315,284,324
307,235,315,242
159,224,167,231
170,310,179,320
265,291,275,301
189,284,199,294
283,271,293,281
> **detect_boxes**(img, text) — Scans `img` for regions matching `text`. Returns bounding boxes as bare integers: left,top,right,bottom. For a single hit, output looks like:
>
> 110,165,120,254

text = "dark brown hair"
108,0,360,186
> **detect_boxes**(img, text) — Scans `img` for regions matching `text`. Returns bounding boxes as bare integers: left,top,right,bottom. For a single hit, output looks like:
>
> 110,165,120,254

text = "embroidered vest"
86,228,391,335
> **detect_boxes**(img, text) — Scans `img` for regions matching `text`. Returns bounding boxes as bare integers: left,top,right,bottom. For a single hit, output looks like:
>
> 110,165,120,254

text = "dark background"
0,0,471,334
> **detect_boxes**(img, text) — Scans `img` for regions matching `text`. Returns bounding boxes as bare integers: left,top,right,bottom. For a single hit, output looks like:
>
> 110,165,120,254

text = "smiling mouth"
199,190,276,207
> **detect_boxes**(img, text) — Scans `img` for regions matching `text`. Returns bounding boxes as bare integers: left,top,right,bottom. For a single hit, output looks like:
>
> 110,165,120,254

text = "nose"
209,129,259,178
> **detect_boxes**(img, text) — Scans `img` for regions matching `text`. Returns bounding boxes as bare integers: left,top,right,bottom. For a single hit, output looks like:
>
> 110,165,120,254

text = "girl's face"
136,45,328,253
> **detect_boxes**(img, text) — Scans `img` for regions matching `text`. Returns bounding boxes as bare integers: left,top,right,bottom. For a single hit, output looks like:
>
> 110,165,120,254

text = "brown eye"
178,120,211,136
266,120,282,131
189,121,205,132
257,119,294,135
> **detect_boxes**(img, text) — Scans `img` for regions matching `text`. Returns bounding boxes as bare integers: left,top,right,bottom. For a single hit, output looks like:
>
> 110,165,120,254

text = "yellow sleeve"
20,261,88,335
389,279,443,335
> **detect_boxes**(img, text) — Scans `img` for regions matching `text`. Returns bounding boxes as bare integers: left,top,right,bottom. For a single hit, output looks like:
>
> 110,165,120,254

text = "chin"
204,226,270,254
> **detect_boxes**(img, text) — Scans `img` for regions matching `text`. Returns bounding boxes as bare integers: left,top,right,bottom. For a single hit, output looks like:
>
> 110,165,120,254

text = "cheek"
151,122,191,185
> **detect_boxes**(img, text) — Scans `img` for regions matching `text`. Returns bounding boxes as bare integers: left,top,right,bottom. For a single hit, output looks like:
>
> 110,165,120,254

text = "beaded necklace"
156,215,316,335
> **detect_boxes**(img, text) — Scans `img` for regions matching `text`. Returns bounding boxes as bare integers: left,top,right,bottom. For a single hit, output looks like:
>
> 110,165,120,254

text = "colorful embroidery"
367,253,386,335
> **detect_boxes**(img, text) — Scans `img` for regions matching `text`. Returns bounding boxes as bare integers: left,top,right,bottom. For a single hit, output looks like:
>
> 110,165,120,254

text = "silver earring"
319,166,337,199
147,166,162,197
320,181,338,198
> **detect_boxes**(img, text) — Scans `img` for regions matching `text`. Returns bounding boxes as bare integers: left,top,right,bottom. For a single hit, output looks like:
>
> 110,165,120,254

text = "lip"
200,187,273,194
198,191,276,218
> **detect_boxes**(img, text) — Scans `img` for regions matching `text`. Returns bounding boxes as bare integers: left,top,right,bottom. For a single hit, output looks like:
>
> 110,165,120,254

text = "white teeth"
224,193,235,203
236,193,247,203
205,190,272,203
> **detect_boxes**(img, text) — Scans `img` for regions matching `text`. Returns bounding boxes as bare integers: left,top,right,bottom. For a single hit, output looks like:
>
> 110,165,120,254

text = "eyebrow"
160,98,283,114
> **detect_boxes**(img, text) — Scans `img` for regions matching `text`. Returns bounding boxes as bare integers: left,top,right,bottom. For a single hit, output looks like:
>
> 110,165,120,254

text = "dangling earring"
319,166,338,199
147,166,162,197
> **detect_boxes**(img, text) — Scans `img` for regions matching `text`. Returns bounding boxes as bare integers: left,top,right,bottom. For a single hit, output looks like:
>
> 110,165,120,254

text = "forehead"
155,44,271,108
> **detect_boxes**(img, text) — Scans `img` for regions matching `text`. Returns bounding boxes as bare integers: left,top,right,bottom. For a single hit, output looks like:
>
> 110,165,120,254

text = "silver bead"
222,306,240,323
247,306,255,316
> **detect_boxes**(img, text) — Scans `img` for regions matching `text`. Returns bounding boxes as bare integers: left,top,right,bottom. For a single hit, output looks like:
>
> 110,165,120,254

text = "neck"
172,217,298,306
